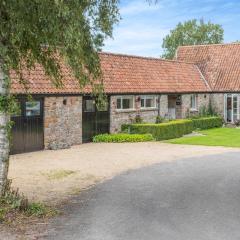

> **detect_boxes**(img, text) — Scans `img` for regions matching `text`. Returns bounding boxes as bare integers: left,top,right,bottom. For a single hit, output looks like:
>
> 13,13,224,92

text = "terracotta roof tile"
176,43,240,92
10,52,210,95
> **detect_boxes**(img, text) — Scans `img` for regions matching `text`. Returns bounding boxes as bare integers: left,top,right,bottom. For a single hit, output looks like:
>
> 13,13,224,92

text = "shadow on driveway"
45,152,240,240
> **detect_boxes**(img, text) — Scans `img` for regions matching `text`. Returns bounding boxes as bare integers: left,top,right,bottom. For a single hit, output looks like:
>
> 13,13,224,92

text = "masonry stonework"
159,95,169,118
210,93,225,117
110,95,169,133
181,94,210,118
44,96,82,149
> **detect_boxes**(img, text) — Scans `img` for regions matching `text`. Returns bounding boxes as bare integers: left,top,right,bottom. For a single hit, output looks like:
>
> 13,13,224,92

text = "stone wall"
42,93,226,149
181,93,225,118
181,94,210,118
110,95,168,133
210,93,225,117
159,95,169,118
44,96,82,149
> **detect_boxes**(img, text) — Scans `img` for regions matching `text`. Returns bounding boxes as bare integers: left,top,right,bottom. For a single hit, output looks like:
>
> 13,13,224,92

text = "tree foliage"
162,19,224,59
0,0,120,91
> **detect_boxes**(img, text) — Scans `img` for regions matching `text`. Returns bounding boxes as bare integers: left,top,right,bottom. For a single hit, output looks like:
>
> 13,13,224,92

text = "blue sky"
103,0,240,57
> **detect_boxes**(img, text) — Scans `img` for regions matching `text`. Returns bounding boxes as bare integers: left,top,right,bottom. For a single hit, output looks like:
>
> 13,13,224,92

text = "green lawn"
167,128,240,148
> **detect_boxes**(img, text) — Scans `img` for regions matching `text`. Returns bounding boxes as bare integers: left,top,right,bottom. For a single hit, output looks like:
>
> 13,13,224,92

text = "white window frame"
224,94,240,123
116,95,135,110
140,95,157,109
190,94,197,111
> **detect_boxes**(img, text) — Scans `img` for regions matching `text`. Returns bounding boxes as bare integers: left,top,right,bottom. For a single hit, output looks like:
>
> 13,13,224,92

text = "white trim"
190,94,197,111
224,94,227,122
224,93,240,123
140,95,157,109
116,95,135,110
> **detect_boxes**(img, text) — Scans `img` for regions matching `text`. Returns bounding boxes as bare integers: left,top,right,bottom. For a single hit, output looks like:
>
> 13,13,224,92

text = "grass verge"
167,128,240,148
41,169,76,180
0,180,58,223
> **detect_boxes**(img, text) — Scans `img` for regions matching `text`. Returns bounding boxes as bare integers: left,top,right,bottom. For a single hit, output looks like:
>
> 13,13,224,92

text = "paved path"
44,151,240,240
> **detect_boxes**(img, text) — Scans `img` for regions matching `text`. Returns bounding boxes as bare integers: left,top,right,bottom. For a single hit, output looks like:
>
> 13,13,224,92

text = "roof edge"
177,42,240,49
99,51,196,65
194,65,212,91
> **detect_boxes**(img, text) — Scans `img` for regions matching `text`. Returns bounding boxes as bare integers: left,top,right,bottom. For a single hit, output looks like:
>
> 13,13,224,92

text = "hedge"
93,133,154,143
191,117,223,130
122,120,194,141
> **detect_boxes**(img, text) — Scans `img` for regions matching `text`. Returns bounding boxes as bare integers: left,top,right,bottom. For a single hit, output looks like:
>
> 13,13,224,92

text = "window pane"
191,95,196,109
233,96,238,122
146,97,154,108
141,98,145,108
26,101,40,116
122,98,130,109
227,96,232,122
129,98,133,108
85,100,95,112
117,98,121,109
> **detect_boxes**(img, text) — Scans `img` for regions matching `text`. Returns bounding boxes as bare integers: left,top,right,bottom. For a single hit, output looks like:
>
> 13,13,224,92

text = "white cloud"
120,1,162,16
103,0,240,57
103,1,169,57
104,24,169,57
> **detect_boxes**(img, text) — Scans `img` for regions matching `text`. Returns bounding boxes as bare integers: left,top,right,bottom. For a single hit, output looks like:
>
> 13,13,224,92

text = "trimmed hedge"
122,120,194,141
191,117,223,130
93,133,154,143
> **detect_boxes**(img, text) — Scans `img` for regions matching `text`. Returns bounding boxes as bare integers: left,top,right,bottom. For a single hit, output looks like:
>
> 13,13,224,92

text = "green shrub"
121,124,132,133
122,120,194,141
155,116,166,124
93,133,154,143
191,117,223,130
0,179,57,222
134,115,143,123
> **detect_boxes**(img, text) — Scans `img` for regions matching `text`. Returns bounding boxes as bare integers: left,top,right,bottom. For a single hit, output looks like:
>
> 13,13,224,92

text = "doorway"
11,98,44,154
82,96,110,142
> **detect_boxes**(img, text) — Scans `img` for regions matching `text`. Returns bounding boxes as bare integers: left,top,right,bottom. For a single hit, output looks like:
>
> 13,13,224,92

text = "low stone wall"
110,95,168,133
44,96,82,150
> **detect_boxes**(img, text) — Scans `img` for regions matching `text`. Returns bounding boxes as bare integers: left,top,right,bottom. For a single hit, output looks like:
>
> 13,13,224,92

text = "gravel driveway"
9,142,240,205
45,151,240,240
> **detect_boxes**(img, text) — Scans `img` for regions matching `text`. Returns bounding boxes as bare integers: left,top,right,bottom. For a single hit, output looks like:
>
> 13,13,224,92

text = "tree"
0,0,120,195
162,19,224,59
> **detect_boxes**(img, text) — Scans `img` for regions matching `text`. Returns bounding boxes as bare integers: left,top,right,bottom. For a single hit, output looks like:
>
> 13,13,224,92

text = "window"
141,95,157,109
84,99,95,112
116,96,134,110
25,101,41,116
190,94,197,110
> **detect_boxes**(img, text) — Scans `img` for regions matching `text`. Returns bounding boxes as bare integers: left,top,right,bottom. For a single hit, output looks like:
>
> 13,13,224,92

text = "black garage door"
11,98,44,154
82,96,110,143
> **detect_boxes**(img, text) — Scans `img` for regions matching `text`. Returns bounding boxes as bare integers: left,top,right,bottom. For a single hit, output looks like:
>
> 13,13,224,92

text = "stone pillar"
159,95,168,118
44,96,82,149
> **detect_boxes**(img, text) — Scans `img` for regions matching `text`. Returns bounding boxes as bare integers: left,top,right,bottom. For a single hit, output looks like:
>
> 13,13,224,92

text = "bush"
122,120,194,141
155,116,166,124
93,133,154,143
0,179,57,222
134,115,143,123
191,117,223,130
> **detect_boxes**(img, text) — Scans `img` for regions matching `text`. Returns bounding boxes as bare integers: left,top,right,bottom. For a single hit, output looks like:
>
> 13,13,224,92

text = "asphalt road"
45,152,240,240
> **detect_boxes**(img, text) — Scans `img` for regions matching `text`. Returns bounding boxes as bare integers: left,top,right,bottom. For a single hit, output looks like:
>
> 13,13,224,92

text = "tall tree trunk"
0,63,10,196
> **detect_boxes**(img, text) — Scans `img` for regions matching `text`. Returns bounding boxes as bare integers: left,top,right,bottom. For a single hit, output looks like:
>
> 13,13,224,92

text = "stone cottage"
10,43,240,154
